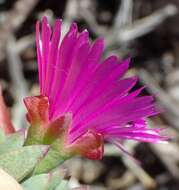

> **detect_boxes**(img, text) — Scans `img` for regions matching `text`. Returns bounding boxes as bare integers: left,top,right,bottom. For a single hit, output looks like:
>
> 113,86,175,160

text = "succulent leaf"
25,122,46,145
0,145,48,181
33,147,69,174
0,130,25,154
22,174,50,190
46,170,65,190
22,170,67,190
54,180,68,190
0,128,6,144
24,96,49,145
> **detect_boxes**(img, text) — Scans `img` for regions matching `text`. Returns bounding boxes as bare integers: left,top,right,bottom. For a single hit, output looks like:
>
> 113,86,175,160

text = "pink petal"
49,23,78,115
68,57,129,115
72,77,138,125
41,16,52,94
51,31,90,119
64,38,105,111
35,17,167,155
36,21,43,93
45,19,62,96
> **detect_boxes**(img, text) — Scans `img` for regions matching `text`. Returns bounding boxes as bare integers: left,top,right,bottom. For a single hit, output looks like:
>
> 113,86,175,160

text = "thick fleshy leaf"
24,96,49,145
0,128,6,144
68,130,104,160
0,130,25,154
24,96,49,125
22,170,65,190
0,145,48,181
55,180,68,190
34,142,70,174
43,113,72,144
0,85,15,134
22,174,49,190
47,170,67,190
71,187,90,190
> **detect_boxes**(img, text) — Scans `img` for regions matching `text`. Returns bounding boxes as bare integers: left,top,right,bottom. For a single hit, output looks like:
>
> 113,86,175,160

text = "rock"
0,169,23,190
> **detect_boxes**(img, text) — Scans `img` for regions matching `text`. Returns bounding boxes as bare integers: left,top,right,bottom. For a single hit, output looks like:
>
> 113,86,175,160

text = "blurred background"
0,0,179,189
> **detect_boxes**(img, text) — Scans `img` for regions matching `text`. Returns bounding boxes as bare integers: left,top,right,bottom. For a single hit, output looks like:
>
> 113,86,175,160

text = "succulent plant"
0,128,69,190
0,16,167,189
0,85,69,189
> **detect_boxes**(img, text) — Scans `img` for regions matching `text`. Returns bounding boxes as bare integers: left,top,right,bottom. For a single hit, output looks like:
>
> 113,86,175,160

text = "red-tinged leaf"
68,130,104,160
43,113,72,144
0,85,15,134
24,96,49,125
24,96,50,145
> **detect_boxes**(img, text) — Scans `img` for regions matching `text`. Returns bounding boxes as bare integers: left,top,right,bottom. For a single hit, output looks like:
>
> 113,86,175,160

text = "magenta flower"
24,17,167,160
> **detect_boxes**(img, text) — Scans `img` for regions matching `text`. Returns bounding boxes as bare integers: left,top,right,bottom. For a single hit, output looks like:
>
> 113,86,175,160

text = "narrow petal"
36,21,43,93
41,16,52,94
73,88,148,129
106,130,168,143
72,77,138,126
34,18,167,160
68,57,129,115
45,19,62,96
50,23,78,115
108,139,140,163
51,31,90,119
64,38,105,112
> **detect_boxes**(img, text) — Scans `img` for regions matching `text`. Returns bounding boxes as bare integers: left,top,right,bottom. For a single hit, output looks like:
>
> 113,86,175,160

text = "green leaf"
22,174,49,190
47,170,65,190
55,180,68,190
22,170,66,190
33,148,68,174
0,130,25,155
34,138,71,174
0,145,48,182
0,128,6,144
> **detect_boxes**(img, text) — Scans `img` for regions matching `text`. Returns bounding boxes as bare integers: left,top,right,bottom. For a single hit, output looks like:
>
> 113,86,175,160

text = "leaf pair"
0,130,48,182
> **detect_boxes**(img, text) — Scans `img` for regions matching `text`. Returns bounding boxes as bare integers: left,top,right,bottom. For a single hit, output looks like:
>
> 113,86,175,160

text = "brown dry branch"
139,69,179,131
